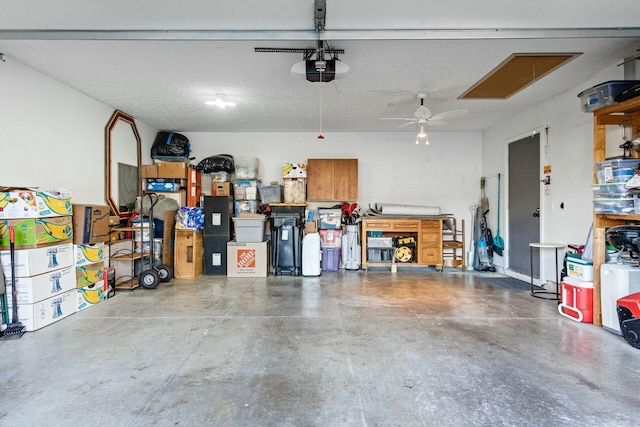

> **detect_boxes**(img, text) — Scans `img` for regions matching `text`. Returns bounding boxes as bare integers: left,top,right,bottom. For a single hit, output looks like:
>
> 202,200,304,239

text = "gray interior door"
508,133,540,277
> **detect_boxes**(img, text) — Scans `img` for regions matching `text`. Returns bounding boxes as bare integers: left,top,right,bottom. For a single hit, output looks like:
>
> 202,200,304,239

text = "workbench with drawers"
360,216,464,272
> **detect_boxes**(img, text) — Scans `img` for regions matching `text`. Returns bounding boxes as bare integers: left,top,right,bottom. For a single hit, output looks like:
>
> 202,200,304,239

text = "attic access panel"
459,53,581,99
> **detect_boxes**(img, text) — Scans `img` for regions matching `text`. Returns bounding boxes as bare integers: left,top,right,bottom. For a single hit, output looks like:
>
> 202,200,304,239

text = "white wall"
0,56,157,205
482,61,628,277
184,131,483,227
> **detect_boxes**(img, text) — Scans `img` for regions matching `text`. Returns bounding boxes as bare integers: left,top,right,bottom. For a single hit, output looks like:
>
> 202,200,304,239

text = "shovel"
493,173,505,256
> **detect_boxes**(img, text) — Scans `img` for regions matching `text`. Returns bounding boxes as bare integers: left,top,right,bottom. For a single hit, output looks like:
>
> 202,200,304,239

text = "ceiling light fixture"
206,94,235,109
415,123,429,145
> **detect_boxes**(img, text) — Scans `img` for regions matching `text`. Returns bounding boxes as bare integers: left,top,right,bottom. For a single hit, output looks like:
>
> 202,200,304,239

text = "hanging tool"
493,173,505,256
2,226,26,340
480,177,489,215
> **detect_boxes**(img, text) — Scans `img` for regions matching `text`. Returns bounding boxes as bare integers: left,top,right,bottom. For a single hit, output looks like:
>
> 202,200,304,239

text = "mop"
2,226,26,339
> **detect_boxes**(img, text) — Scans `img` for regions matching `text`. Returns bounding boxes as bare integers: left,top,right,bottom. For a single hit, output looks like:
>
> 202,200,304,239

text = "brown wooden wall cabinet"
307,158,358,201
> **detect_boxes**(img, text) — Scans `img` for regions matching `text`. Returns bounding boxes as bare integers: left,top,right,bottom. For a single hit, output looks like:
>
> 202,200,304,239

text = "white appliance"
302,232,321,276
600,263,640,334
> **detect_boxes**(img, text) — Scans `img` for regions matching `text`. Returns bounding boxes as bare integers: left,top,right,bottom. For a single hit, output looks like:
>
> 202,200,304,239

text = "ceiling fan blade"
430,109,468,121
379,117,415,121
426,119,448,126
397,121,416,128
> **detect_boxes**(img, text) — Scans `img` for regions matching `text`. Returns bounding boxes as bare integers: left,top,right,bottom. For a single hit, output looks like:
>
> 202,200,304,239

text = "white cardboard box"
227,241,268,278
7,289,77,331
75,261,106,288
77,283,106,311
7,265,76,304
1,242,74,278
74,242,106,266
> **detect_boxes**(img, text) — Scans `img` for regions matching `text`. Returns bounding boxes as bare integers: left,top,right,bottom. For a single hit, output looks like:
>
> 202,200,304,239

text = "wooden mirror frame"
105,110,142,218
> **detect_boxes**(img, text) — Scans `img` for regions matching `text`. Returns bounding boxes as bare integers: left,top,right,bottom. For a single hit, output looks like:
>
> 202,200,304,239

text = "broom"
2,226,26,340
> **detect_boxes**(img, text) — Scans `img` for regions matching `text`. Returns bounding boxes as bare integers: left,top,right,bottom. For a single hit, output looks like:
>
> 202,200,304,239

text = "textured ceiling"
1,0,639,133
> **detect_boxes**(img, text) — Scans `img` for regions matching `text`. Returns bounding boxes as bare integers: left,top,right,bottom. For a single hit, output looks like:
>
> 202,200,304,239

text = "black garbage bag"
151,132,191,158
195,154,235,173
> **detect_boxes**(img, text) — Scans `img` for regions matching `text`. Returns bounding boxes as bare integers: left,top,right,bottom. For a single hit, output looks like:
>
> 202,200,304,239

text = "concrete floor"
1,268,639,427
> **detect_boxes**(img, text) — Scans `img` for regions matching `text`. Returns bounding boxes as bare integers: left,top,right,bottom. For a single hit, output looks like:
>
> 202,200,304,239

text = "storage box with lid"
592,183,634,199
234,200,258,215
232,180,259,200
595,159,640,184
593,198,635,214
232,217,266,243
258,185,283,204
234,157,260,179
322,247,341,271
578,80,640,112
367,237,394,248
564,253,593,281
318,208,342,229
319,229,342,248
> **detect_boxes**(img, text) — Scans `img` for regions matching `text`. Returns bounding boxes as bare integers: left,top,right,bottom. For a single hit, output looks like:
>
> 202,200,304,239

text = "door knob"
533,208,540,218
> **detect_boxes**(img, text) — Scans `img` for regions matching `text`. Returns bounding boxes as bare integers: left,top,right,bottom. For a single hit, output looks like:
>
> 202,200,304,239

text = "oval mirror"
105,110,141,218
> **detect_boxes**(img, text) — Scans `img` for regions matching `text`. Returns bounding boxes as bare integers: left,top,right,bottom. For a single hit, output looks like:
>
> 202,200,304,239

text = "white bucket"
152,238,163,261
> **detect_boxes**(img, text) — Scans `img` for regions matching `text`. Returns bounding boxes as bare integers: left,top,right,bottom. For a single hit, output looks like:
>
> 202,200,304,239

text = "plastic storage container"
593,198,635,214
232,217,266,243
258,185,283,204
319,229,342,248
565,253,594,281
232,180,259,200
234,200,258,215
592,183,634,198
234,157,260,179
595,159,640,184
578,80,640,112
322,247,341,272
318,208,342,229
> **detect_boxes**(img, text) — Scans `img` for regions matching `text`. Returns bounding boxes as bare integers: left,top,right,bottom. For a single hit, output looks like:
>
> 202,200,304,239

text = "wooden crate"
174,229,203,279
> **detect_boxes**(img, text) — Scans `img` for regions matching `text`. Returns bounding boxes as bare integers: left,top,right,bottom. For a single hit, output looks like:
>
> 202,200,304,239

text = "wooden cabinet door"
307,158,358,201
307,159,334,201
334,159,358,201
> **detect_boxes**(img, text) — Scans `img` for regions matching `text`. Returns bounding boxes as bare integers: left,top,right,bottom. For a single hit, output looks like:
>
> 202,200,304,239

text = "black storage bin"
204,237,228,275
271,214,302,276
203,196,231,236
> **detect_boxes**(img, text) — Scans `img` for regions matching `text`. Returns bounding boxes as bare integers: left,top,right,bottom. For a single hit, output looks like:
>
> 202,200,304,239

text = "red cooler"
558,276,594,323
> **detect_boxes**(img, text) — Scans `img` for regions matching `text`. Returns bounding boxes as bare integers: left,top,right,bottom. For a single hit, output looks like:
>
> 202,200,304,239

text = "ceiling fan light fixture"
416,124,429,145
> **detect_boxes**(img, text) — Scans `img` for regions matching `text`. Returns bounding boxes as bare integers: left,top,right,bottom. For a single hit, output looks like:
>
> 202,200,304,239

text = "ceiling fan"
379,93,468,128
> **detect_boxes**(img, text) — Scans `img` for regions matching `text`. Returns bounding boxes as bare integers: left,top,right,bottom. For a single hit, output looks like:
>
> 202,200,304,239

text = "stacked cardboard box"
74,242,108,311
0,187,77,332
282,163,307,204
